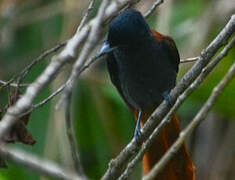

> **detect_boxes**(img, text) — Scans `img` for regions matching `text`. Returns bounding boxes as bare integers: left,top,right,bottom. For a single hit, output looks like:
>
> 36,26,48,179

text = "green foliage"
73,80,134,178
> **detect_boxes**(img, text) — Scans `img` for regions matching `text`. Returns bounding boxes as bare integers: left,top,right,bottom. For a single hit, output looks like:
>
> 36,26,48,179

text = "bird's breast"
112,47,165,109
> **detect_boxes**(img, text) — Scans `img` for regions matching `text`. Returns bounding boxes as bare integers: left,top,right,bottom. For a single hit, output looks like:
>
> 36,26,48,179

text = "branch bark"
0,41,67,89
0,144,83,180
0,0,140,138
0,80,28,88
118,36,235,180
101,14,235,180
180,56,200,63
144,0,164,18
143,60,235,180
0,0,140,178
62,0,111,177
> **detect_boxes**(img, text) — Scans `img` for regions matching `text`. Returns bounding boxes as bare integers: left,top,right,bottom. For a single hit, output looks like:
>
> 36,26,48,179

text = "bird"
98,8,195,180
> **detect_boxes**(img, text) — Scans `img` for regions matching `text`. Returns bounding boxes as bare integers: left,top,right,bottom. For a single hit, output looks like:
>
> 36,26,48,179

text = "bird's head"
98,9,151,57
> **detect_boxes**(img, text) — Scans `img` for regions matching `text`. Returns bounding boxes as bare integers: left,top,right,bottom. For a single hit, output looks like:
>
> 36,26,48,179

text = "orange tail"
135,111,195,180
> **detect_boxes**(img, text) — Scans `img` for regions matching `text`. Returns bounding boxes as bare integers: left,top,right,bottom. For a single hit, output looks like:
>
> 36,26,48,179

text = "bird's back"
107,32,178,111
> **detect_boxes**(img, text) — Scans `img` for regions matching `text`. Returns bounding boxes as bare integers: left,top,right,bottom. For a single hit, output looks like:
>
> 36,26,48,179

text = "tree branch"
77,0,96,32
0,80,28,88
180,56,200,63
0,41,67,89
61,0,111,103
64,92,86,178
0,0,139,139
144,0,164,18
0,0,140,179
118,36,235,180
0,144,83,180
143,60,235,180
62,0,111,177
101,14,235,180
23,54,101,117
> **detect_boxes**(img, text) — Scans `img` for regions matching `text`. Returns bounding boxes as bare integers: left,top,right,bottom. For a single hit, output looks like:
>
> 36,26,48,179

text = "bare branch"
180,56,200,63
16,41,67,84
143,61,235,180
0,41,67,89
58,2,98,172
0,80,28,88
0,55,68,138
24,54,101,116
62,0,111,176
0,144,83,180
77,0,96,32
118,37,235,180
0,0,138,139
0,1,139,178
64,92,86,178
16,84,67,118
144,0,164,18
101,14,235,180
62,0,111,100
34,85,66,110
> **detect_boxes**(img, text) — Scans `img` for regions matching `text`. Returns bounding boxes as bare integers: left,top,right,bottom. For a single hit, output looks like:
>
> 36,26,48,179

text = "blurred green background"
0,0,234,179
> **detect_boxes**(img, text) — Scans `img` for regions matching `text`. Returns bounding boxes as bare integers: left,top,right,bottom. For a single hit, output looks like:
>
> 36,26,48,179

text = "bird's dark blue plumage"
98,9,195,179
107,9,151,47
98,9,180,144
105,9,179,111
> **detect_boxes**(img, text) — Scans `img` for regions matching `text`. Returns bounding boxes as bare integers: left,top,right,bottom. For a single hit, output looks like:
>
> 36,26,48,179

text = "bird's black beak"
98,41,115,57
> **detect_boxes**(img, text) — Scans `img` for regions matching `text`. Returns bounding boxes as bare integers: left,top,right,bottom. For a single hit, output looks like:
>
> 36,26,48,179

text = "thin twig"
0,80,28,88
143,61,235,180
145,1,199,64
62,0,111,99
79,54,102,73
0,0,138,138
144,0,164,18
118,37,235,180
59,4,96,176
14,51,99,116
101,14,235,180
27,54,101,116
77,0,96,32
64,92,86,178
0,41,67,89
14,1,100,117
17,41,67,83
180,56,200,63
17,84,67,118
62,0,111,176
0,144,83,180
34,85,66,110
